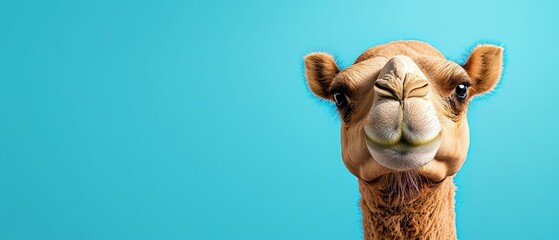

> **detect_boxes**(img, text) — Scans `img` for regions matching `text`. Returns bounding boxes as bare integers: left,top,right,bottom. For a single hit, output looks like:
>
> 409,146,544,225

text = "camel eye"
333,92,347,106
455,83,468,100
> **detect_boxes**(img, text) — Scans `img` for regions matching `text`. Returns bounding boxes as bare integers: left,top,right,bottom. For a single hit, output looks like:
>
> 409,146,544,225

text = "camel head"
304,41,503,184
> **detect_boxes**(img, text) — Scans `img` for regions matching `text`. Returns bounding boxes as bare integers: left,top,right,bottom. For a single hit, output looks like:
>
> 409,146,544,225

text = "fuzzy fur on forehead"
330,41,463,94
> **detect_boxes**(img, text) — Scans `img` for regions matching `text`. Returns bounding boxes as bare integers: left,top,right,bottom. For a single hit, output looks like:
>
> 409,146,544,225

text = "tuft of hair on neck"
377,171,431,206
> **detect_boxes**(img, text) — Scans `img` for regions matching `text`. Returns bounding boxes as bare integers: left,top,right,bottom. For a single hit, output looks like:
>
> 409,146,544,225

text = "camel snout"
374,55,431,100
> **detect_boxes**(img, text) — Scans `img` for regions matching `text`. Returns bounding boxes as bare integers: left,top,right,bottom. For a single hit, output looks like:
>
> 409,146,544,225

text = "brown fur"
462,45,503,95
304,52,339,99
359,175,456,240
303,40,503,239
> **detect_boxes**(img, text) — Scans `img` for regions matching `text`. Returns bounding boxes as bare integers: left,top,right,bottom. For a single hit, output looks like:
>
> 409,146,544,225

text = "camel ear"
304,52,339,99
462,45,503,96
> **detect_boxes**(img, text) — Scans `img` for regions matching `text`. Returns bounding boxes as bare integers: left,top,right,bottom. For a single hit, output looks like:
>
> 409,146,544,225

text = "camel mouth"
365,132,442,171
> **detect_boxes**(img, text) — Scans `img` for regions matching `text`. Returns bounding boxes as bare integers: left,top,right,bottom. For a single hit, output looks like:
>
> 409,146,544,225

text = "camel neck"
358,176,457,240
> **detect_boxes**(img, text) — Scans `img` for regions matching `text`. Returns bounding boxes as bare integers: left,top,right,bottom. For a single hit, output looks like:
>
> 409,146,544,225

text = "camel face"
304,41,502,183
364,55,442,171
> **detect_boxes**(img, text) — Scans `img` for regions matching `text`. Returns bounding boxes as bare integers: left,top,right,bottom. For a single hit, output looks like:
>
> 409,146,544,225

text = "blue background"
1,0,557,239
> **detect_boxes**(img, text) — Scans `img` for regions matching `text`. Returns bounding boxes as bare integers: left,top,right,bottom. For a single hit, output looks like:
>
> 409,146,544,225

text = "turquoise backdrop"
1,0,557,239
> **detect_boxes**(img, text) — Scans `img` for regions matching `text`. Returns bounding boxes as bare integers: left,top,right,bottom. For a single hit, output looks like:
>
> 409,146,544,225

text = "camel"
303,40,503,239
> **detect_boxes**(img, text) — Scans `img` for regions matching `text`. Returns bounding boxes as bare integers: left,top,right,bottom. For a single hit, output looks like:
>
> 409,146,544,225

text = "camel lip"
364,133,442,171
365,131,442,149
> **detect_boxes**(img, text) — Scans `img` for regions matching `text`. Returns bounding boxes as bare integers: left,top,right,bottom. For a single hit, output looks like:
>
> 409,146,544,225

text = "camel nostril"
405,79,430,99
374,81,390,91
374,80,399,99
